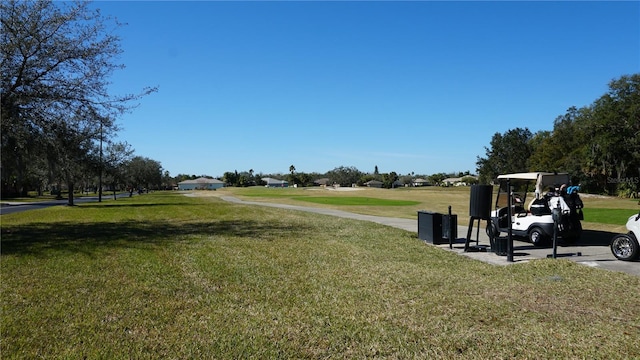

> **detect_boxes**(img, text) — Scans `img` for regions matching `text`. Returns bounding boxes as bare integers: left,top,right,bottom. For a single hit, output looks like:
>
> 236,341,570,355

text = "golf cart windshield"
495,172,571,210
496,179,532,209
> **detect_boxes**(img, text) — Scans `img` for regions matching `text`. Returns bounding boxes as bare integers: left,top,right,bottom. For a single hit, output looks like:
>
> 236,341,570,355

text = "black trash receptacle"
418,211,445,244
491,236,508,256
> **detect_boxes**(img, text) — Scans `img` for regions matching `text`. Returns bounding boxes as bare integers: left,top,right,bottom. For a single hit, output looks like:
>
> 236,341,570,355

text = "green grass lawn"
2,192,640,358
584,208,640,225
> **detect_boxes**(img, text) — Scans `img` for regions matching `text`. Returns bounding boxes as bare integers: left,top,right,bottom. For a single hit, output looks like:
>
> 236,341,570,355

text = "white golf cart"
486,172,584,246
610,210,640,261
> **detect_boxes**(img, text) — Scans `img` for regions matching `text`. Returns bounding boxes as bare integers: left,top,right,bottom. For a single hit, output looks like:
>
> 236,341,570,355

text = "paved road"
0,193,132,215
221,196,640,277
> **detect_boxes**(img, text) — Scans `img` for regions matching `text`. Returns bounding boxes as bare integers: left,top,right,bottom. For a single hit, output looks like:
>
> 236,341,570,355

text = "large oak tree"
478,74,639,196
1,0,155,203
476,128,533,184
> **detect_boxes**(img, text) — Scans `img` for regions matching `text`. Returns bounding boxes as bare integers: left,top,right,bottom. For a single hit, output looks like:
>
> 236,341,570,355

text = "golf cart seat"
529,198,551,216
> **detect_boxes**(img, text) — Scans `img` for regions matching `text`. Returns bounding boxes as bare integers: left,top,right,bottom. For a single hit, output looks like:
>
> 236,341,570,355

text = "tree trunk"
67,181,75,206
16,155,27,197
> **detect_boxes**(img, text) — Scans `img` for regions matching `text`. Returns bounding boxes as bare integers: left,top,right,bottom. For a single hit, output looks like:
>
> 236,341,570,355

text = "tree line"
192,166,475,189
1,1,159,204
476,74,639,197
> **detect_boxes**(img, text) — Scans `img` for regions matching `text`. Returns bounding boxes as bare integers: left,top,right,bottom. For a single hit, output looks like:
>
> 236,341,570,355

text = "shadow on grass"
77,202,198,208
1,219,312,256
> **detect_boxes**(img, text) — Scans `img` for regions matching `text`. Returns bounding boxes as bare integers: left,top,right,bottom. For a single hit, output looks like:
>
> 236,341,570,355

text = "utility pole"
98,121,103,202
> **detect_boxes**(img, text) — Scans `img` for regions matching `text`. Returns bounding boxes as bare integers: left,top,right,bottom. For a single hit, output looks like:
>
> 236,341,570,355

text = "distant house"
412,178,430,187
262,177,289,188
314,178,331,187
442,176,478,186
442,177,463,186
178,177,225,190
364,180,383,188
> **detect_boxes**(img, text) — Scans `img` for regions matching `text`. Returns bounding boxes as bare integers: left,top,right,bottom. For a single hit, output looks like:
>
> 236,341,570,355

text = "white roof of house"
262,177,288,184
443,175,477,183
178,177,224,185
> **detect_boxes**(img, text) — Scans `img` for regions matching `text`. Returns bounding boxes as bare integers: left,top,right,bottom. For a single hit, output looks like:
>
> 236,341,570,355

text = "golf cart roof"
496,172,571,197
497,172,561,180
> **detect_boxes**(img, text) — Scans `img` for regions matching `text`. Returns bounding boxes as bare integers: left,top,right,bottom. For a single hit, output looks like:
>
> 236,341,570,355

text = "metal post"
552,199,560,259
552,214,558,259
476,220,480,245
507,181,514,262
448,206,453,249
464,217,474,252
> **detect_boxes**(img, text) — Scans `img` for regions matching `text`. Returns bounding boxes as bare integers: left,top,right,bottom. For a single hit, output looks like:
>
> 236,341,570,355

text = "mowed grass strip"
1,192,639,358
223,186,472,219
295,196,420,206
584,208,640,225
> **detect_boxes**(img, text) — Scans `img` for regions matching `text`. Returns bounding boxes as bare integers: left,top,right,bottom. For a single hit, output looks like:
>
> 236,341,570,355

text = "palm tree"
248,169,255,185
289,165,296,187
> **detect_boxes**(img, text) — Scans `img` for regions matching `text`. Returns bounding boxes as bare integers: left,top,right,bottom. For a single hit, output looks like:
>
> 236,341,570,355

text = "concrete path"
220,196,640,277
221,196,417,231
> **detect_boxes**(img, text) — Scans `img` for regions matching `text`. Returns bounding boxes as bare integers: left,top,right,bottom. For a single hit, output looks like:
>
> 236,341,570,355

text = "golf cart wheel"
529,227,548,247
610,234,640,261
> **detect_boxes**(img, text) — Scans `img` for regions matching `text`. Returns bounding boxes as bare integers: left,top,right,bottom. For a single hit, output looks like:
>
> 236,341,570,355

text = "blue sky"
94,1,639,178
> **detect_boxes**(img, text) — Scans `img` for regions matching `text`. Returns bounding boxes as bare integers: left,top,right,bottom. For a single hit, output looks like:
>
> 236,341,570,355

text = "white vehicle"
486,172,584,246
610,211,640,261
